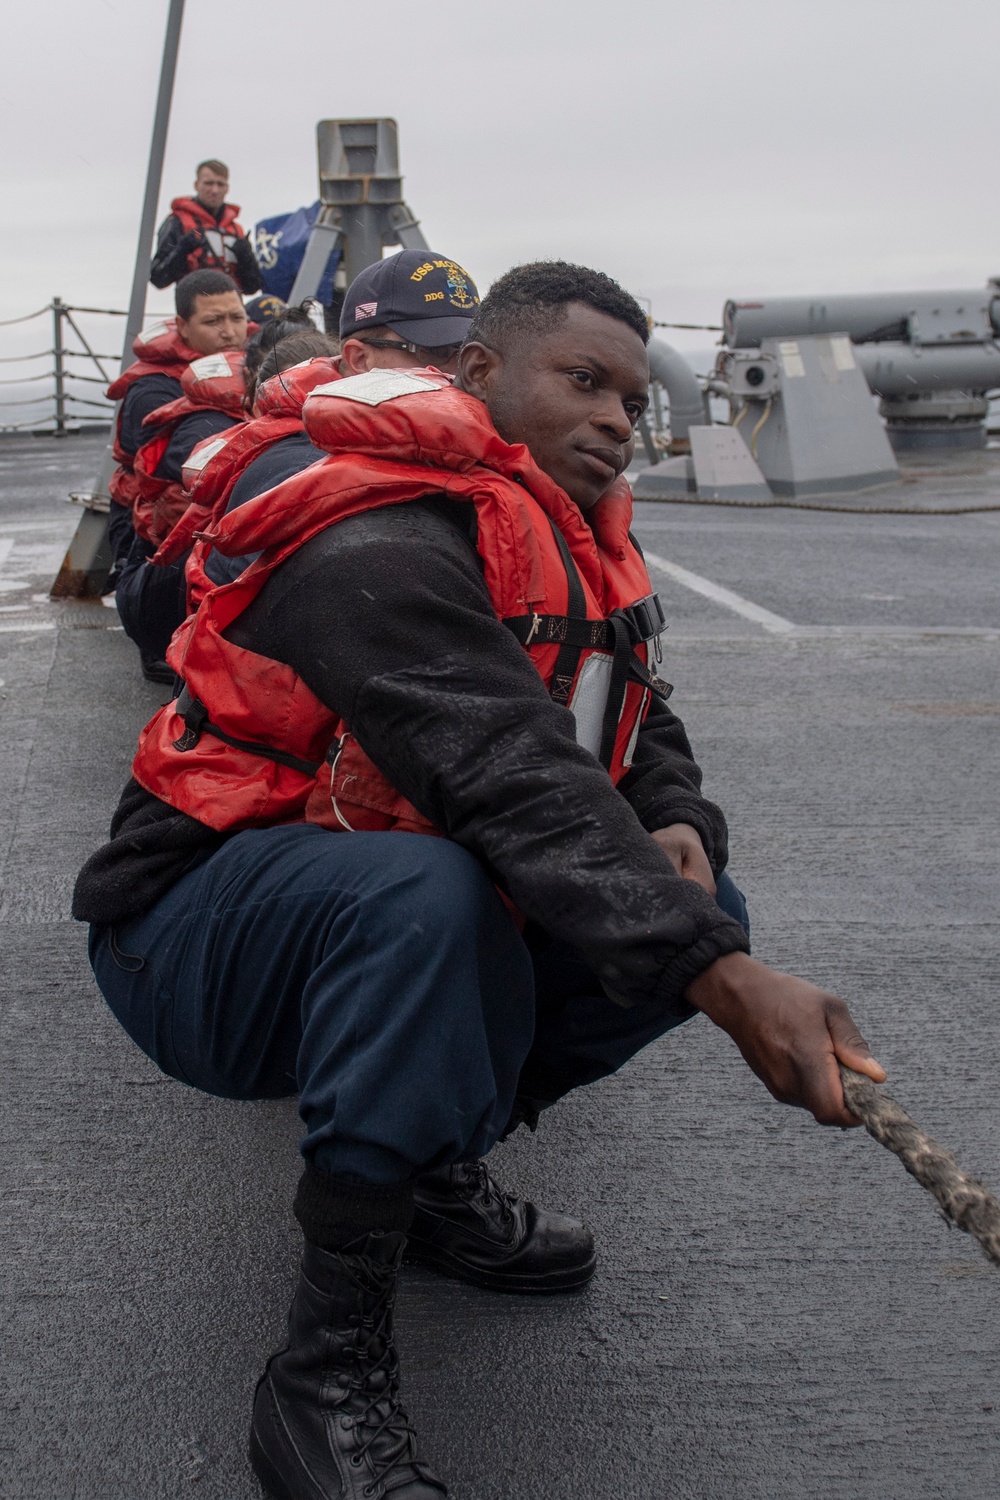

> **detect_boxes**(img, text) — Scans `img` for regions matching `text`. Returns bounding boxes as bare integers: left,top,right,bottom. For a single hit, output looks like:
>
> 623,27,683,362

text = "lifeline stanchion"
53,297,66,435
839,1065,1000,1266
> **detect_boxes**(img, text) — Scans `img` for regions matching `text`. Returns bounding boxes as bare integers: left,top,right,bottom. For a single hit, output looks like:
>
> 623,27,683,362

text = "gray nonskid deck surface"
2,435,999,1499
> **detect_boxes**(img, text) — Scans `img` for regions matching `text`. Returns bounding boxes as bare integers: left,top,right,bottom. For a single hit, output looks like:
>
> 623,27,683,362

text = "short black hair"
175,269,240,320
243,305,326,389
465,261,649,353
248,328,340,403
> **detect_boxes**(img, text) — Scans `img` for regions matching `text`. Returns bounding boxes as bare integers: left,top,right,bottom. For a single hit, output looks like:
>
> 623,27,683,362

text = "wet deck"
2,432,999,1498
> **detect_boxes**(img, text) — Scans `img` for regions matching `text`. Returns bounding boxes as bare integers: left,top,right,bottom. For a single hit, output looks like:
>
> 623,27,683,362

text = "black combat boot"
250,1229,447,1500
140,654,175,685
408,1159,596,1294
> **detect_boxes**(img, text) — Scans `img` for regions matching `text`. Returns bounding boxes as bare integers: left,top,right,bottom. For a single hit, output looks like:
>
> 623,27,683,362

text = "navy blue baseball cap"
244,293,288,325
340,250,480,344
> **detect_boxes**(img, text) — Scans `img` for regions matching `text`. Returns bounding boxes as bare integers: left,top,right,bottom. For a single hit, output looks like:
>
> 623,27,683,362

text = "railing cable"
0,349,52,364
62,307,113,383
63,304,128,317
0,371,54,385
0,306,50,327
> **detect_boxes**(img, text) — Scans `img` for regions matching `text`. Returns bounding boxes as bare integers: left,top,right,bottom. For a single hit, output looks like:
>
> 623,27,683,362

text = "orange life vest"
150,356,342,614
131,369,669,841
170,196,247,276
105,319,200,510
129,350,248,546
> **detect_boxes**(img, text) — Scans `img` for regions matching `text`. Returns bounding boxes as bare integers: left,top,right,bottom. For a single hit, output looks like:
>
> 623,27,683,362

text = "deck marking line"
0,621,56,633
643,550,796,634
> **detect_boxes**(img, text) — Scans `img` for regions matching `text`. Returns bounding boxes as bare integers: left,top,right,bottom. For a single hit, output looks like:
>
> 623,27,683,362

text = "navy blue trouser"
90,827,748,1184
115,531,187,664
107,500,135,570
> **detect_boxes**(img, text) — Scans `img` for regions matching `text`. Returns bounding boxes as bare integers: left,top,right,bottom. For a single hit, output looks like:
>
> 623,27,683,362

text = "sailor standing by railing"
150,159,261,295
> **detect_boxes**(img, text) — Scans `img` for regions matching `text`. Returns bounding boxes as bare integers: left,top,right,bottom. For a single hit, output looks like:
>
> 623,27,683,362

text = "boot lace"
460,1159,517,1234
335,1255,421,1491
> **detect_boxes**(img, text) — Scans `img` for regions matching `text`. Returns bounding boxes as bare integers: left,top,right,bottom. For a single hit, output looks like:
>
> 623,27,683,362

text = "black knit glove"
232,234,263,292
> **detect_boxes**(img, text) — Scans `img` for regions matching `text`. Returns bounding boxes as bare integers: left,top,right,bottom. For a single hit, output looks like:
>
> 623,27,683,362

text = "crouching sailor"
156,245,481,615
74,262,885,1499
107,269,248,681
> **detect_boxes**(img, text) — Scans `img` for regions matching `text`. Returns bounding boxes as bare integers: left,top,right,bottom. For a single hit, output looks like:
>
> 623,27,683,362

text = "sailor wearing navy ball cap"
338,249,480,376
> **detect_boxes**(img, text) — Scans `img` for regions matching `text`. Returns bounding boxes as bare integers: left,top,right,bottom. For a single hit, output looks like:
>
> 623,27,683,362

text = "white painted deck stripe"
643,550,796,634
0,621,55,633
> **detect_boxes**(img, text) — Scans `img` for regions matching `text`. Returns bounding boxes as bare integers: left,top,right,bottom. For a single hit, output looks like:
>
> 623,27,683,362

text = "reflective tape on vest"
189,353,237,382
311,370,440,407
141,319,173,344
568,655,614,760
185,435,231,474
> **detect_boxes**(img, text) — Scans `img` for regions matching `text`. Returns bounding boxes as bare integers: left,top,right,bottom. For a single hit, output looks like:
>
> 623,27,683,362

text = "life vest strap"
502,591,666,650
503,593,672,702
627,653,673,701
543,517,589,707
518,518,673,769
171,685,323,777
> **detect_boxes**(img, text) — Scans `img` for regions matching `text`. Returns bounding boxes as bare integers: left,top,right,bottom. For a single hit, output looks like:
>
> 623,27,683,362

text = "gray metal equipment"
689,425,771,502
288,119,429,305
636,425,771,502
725,284,1000,450
717,335,900,497
635,334,899,502
645,338,710,447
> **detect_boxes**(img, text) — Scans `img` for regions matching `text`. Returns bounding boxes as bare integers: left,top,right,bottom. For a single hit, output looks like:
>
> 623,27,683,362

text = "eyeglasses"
355,336,463,365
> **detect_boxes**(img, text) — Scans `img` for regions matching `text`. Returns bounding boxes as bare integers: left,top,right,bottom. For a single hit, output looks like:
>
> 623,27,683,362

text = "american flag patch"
355,301,378,321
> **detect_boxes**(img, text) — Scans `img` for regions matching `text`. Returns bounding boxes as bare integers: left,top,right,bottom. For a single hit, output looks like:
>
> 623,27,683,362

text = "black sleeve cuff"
594,912,751,1019
627,790,731,875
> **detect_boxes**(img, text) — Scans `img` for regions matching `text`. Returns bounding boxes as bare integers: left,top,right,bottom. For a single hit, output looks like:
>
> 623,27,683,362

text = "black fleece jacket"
74,497,748,1014
149,202,261,293
203,431,327,587
118,375,183,458
117,375,233,480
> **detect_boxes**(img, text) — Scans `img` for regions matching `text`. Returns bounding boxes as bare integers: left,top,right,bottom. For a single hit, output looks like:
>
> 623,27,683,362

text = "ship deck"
2,432,999,1499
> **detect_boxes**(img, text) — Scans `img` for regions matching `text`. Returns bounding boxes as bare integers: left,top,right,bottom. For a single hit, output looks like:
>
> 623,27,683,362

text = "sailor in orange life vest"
163,326,342,615
168,250,484,616
115,303,327,678
75,262,885,1499
109,270,249,682
149,158,262,294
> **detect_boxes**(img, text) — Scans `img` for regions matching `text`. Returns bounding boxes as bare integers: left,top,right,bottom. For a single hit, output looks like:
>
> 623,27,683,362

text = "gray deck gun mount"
724,285,1000,452
288,118,429,306
636,330,900,504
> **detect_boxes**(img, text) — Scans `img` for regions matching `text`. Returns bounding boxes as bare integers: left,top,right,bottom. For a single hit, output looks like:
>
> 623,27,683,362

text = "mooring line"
839,1066,1000,1266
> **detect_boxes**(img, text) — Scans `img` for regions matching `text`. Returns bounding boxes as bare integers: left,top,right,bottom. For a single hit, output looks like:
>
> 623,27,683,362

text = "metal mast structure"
52,0,186,598
288,119,429,307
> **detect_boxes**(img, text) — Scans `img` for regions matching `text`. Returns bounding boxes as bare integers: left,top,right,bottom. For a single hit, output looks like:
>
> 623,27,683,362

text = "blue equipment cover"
252,202,340,304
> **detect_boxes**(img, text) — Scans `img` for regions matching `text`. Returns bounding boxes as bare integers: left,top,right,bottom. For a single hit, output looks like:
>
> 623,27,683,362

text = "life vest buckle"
623,593,666,644
171,684,208,752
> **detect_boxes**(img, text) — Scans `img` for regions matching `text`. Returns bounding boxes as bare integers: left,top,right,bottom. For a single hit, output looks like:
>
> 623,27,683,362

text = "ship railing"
0,299,129,436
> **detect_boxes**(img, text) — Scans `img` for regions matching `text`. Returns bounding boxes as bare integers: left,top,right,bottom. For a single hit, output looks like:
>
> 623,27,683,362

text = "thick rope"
839,1065,1000,1266
633,490,1000,516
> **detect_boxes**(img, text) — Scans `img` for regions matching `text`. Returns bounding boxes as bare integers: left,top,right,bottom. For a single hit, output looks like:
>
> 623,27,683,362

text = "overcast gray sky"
2,0,998,357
